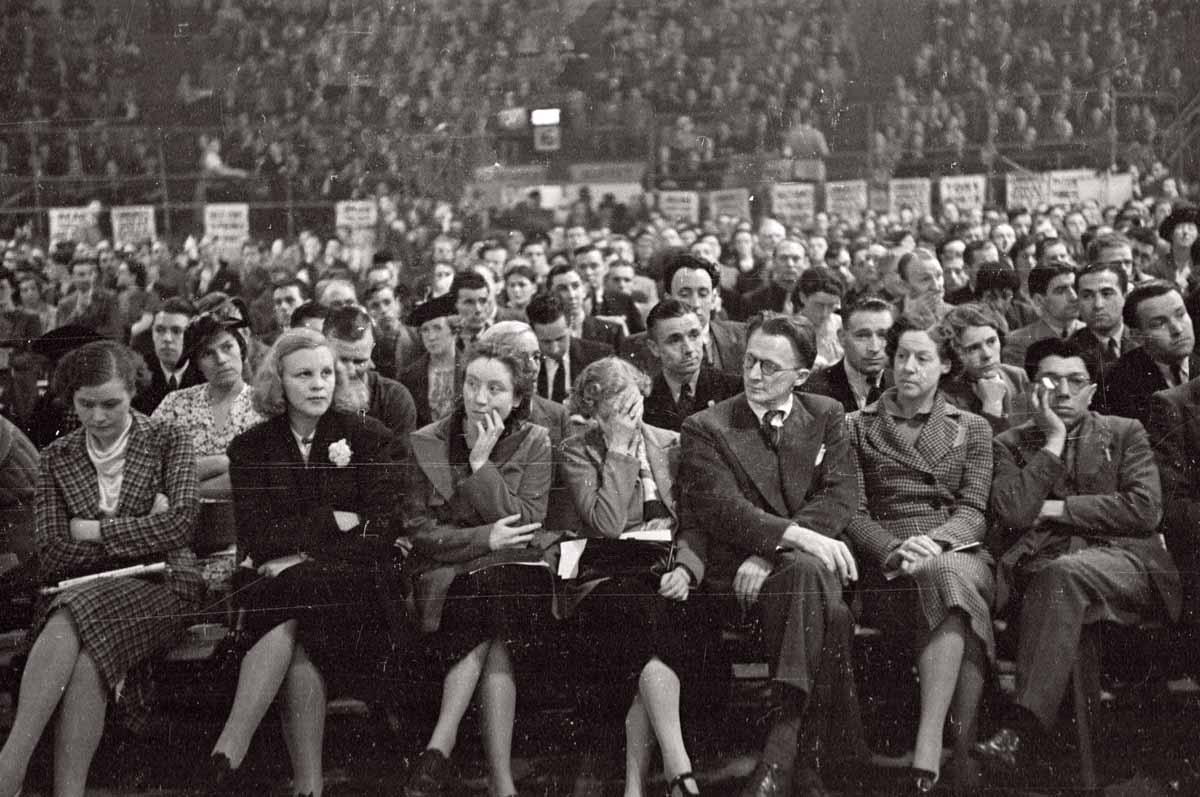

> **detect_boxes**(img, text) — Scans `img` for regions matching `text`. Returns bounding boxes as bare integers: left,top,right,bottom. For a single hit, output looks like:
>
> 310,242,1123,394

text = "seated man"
939,303,1031,433
526,293,612,405
641,298,741,432
1002,265,1083,369
978,337,1180,776
676,315,864,796
1148,375,1200,626
800,296,894,413
322,305,417,443
1097,280,1198,427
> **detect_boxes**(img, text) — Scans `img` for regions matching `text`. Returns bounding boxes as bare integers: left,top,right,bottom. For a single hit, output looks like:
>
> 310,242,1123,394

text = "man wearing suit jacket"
640,299,742,432
1002,265,1085,369
526,294,612,404
800,296,894,413
744,238,807,317
621,253,747,377
1096,281,1198,427
939,303,1032,434
979,337,1178,775
1149,375,1200,627
133,298,201,415
676,315,863,797
547,263,624,350
55,258,123,340
1068,262,1138,386
576,245,645,334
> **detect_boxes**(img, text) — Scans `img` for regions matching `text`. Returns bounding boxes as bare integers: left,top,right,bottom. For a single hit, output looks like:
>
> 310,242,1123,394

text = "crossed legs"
424,635,519,796
0,609,108,797
623,657,693,797
912,612,986,781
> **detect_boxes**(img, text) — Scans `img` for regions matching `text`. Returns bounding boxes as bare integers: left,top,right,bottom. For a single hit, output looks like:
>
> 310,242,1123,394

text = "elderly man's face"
321,282,357,310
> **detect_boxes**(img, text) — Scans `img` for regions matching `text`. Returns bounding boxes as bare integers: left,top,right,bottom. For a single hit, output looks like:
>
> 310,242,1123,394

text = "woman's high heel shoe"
910,767,939,793
667,771,701,797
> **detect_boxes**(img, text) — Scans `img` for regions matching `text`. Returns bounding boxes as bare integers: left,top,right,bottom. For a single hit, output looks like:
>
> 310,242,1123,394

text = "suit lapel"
724,398,788,517
860,396,938,476
411,419,457,502
776,400,822,516
914,396,960,468
642,425,677,518
114,416,155,515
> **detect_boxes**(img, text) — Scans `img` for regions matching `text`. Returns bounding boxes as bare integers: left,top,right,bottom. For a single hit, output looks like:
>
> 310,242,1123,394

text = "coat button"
924,474,936,485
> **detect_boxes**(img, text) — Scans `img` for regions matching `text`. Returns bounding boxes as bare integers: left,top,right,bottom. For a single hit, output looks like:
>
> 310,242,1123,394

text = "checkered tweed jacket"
845,391,993,564
36,413,203,600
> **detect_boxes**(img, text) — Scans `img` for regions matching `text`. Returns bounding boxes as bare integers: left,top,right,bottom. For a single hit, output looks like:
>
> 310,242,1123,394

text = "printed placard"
203,203,250,257
888,177,932,218
707,188,751,221
938,175,987,212
657,190,700,224
824,180,868,220
1005,172,1049,210
48,207,93,244
110,205,157,246
335,200,378,230
770,182,816,225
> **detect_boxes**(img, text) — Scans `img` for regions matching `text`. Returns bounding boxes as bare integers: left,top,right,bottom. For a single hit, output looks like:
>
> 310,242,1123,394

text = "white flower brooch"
328,439,352,467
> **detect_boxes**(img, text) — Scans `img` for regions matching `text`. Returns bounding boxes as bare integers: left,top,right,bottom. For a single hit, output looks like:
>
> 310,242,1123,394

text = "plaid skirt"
858,550,996,661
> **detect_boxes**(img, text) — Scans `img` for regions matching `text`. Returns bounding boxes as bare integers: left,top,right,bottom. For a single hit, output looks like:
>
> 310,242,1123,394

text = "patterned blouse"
152,382,263,456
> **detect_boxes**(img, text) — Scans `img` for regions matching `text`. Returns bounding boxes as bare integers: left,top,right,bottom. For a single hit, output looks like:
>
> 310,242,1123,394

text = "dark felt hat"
407,293,457,328
30,325,106,363
1158,203,1200,243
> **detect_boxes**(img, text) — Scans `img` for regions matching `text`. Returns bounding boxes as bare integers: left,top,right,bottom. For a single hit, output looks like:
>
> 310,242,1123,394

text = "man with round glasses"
978,336,1178,782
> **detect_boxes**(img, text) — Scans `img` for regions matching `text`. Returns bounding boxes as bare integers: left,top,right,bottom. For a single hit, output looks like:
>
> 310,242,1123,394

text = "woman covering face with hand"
560,357,712,797
401,339,551,797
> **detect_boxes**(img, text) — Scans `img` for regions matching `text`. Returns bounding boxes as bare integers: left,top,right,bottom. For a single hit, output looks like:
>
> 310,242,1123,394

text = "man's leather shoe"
973,727,1028,779
791,766,831,797
738,762,789,797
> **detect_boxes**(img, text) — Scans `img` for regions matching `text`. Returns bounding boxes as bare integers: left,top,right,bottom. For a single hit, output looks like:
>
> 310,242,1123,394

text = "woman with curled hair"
561,356,707,797
203,328,406,796
152,313,262,500
0,341,202,796
844,314,995,793
401,338,552,797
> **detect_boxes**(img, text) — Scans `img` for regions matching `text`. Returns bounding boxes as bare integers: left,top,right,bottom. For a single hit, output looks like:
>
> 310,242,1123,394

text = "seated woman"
844,314,995,793
401,339,551,797
401,294,461,428
0,340,203,797
560,357,703,797
792,266,844,369
205,328,405,797
152,313,262,500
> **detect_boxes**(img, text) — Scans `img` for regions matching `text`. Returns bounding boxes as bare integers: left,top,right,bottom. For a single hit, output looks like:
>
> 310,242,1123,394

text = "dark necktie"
866,381,883,407
1171,362,1184,387
676,381,694,417
761,409,783,451
1105,338,1119,361
552,360,567,403
167,374,178,391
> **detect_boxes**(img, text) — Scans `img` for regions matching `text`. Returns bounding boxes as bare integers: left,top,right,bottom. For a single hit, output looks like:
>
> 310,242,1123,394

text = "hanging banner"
1104,172,1134,206
1005,172,1049,209
938,175,987,212
110,206,156,247
888,177,932,218
656,190,700,224
707,188,751,221
48,207,93,244
203,203,250,258
824,180,868,220
335,200,378,231
770,183,816,225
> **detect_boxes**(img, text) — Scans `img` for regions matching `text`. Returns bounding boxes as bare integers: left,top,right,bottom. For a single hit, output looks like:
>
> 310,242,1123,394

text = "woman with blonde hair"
203,328,405,796
561,356,708,797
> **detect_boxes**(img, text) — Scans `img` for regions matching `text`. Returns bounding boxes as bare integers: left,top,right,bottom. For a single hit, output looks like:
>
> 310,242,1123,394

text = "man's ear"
793,368,812,389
